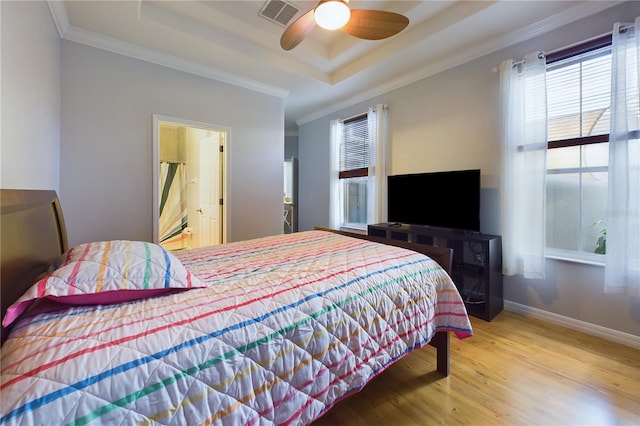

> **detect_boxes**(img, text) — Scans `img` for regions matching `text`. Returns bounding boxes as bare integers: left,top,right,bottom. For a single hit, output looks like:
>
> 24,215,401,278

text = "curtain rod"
534,20,632,59
493,32,608,72
493,20,635,72
510,52,546,68
342,113,367,125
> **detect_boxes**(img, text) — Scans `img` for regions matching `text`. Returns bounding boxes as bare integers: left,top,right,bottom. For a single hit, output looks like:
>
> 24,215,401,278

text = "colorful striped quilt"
0,231,472,425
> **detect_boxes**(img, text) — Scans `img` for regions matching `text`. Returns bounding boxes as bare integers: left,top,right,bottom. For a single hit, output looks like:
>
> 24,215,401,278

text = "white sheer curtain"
367,104,389,224
329,119,343,229
605,17,640,296
499,52,548,279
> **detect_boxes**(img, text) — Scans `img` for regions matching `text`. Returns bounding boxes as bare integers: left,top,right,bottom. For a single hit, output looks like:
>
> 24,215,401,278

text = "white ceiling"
49,0,624,131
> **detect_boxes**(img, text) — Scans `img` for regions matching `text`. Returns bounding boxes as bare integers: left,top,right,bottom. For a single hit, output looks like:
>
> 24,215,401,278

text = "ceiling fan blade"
280,9,316,51
342,9,409,40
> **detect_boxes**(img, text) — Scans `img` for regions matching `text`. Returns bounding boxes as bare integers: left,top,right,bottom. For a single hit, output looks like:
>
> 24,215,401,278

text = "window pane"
581,172,608,253
342,177,367,226
340,117,369,172
547,143,609,170
547,47,611,141
582,142,608,167
548,63,581,140
546,172,607,254
546,173,581,251
581,54,611,136
547,146,580,170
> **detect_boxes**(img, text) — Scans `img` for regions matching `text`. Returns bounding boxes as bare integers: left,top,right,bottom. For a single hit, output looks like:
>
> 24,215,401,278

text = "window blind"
339,115,369,179
547,45,612,144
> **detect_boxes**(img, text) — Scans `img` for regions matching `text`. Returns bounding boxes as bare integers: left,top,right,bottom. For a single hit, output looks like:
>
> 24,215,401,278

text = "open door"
187,129,224,248
153,115,227,249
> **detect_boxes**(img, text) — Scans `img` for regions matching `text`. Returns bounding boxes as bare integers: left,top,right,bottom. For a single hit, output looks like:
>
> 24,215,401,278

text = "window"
338,114,370,229
500,24,638,279
545,37,612,261
330,105,387,230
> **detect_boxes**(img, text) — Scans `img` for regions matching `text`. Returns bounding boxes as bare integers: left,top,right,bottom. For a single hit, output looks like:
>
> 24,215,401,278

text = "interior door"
197,132,221,247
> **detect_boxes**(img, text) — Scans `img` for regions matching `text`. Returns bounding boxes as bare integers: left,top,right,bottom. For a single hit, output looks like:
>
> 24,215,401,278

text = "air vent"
259,0,299,27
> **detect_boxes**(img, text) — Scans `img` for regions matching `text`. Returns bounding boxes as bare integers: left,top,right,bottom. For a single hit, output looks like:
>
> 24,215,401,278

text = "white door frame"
152,114,229,245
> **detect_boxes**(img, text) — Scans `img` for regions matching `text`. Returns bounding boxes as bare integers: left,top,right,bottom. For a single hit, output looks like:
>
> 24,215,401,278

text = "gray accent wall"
60,41,285,246
1,1,61,191
285,133,298,160
297,1,639,336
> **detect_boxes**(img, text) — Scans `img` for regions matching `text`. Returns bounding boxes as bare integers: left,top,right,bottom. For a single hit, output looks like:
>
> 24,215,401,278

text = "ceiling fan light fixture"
314,0,351,30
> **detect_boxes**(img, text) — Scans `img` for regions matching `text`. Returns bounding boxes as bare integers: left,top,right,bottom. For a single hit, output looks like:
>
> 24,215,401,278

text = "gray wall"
297,1,639,336
60,41,285,246
1,1,60,191
284,133,298,160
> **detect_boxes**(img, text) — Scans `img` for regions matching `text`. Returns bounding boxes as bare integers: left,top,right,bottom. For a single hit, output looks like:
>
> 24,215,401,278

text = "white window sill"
545,249,605,266
339,226,366,235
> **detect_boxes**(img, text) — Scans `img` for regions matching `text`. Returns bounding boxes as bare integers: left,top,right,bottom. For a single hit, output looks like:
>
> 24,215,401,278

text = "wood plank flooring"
313,310,639,425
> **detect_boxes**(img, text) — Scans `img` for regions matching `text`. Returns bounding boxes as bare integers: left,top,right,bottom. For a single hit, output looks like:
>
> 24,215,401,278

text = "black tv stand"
368,223,503,321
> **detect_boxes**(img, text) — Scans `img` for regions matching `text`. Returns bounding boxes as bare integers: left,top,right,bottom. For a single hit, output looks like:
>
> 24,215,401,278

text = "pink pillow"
3,240,205,327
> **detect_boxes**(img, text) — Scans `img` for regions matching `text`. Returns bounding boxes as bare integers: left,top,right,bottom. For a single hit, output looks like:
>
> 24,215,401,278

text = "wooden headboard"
1,189,68,343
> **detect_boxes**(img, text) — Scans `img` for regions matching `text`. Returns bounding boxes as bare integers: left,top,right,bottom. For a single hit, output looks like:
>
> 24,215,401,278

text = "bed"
0,189,472,425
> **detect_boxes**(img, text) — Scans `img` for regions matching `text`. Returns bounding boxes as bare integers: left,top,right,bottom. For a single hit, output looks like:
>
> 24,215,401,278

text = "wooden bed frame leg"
428,331,450,376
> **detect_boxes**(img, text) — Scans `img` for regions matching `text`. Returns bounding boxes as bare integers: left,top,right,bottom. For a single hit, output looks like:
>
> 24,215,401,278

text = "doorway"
152,115,228,250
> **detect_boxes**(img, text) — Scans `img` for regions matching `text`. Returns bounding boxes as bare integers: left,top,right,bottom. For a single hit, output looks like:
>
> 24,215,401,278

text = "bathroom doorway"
152,115,228,250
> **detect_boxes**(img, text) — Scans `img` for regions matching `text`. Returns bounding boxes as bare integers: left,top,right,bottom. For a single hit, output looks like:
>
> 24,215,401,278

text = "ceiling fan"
280,0,409,51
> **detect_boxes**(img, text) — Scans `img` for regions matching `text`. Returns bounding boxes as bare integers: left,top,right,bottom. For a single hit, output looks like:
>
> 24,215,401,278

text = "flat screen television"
387,169,481,232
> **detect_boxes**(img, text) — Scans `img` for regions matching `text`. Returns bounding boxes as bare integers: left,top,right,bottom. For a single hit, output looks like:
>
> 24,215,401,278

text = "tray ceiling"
51,1,624,130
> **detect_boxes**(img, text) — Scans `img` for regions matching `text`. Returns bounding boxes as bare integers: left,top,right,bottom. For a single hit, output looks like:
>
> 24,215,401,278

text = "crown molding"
46,1,289,99
47,0,70,36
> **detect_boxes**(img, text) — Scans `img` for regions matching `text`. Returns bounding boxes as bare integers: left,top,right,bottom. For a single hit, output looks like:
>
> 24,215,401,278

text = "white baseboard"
504,301,640,349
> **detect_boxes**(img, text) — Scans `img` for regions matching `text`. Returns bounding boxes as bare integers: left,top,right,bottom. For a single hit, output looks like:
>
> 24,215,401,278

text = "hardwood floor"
313,310,640,425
